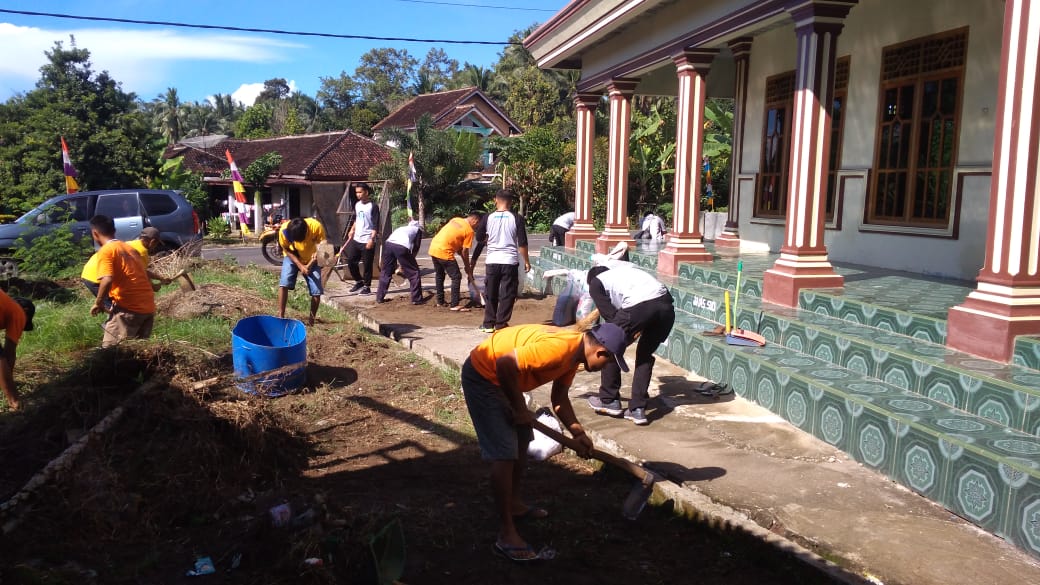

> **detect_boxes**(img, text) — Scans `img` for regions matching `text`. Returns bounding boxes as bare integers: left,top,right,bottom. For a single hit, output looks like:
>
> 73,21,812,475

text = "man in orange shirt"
461,322,628,562
88,215,157,347
0,290,34,411
428,211,481,310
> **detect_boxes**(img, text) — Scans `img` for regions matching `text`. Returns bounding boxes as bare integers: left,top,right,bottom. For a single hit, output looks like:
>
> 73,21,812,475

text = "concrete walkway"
319,274,1040,585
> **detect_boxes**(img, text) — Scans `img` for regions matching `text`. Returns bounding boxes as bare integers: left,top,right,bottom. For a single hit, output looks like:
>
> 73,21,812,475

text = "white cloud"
231,79,298,107
0,22,302,98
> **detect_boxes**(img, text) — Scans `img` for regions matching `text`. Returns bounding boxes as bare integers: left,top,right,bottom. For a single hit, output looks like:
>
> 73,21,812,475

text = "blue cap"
590,322,629,372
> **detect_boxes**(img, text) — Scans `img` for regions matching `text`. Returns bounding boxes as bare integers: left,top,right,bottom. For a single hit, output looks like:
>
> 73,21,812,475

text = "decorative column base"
762,253,844,307
657,238,713,276
595,227,635,254
947,291,1040,362
564,224,599,248
715,223,741,249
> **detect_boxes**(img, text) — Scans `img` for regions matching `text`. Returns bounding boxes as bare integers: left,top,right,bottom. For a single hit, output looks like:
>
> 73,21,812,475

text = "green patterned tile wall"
1014,337,1040,371
536,247,1040,436
535,246,1040,559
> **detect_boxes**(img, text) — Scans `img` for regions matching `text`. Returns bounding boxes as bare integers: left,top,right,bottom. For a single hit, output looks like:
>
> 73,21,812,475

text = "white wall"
738,0,1003,279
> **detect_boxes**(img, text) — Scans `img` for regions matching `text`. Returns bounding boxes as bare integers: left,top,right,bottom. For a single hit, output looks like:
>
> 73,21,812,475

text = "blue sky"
0,0,562,106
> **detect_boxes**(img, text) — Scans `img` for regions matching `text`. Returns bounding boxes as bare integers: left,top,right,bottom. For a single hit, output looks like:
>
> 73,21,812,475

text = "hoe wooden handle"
530,417,653,485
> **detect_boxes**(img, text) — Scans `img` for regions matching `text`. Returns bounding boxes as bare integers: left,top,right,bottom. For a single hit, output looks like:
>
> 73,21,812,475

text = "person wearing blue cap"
461,321,628,562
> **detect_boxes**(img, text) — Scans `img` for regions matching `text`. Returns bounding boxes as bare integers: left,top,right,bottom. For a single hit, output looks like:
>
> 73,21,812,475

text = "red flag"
225,149,247,203
61,137,79,194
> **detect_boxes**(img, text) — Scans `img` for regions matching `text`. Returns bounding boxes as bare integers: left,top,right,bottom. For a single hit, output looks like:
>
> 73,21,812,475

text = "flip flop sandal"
701,325,726,337
449,306,472,312
493,541,556,563
695,382,733,397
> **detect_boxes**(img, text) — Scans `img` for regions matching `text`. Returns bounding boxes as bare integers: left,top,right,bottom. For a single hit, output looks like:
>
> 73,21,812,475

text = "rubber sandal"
450,306,472,312
696,382,733,397
493,541,556,562
701,325,726,337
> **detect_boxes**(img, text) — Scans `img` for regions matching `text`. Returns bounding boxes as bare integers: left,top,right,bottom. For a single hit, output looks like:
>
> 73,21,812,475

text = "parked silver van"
0,189,201,277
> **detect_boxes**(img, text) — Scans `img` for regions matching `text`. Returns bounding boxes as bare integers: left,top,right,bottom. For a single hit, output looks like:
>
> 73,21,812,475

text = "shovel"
530,417,660,520
171,270,196,292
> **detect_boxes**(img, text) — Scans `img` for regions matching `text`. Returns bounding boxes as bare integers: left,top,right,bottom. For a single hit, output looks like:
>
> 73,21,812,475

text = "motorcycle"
260,215,287,265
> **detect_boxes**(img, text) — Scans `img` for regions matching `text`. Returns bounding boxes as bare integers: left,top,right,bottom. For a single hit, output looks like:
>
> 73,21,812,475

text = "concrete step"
537,246,1040,438
534,246,1040,560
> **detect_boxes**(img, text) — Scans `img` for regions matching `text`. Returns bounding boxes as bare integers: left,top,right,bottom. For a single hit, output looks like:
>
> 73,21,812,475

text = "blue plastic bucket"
231,315,307,396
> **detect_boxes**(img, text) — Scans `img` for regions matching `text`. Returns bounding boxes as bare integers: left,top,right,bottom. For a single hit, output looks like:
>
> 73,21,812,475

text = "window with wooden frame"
826,57,851,222
867,28,967,229
755,71,795,218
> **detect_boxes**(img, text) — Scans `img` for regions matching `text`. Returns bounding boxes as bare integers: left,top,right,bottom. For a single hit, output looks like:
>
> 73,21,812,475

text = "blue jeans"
279,256,323,296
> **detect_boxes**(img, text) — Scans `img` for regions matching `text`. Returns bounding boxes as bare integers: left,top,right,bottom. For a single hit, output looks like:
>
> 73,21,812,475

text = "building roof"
166,130,392,182
371,87,522,135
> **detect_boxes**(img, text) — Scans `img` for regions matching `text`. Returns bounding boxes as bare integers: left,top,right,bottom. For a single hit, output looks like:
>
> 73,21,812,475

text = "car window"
34,196,89,225
96,193,141,218
141,193,178,216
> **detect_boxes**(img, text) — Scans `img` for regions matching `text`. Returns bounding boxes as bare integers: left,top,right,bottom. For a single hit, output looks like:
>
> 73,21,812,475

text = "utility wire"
0,8,520,45
391,0,556,12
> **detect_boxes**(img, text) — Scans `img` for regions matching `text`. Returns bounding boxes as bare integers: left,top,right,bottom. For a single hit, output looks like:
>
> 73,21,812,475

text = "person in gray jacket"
586,260,674,425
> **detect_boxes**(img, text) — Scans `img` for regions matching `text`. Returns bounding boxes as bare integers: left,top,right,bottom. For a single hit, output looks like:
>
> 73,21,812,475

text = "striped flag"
225,149,247,203
406,151,417,219
61,137,79,194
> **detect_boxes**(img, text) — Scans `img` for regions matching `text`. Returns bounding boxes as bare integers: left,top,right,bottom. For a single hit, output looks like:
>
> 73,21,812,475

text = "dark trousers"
376,243,422,302
433,256,463,306
482,263,519,329
550,225,569,246
344,239,375,286
598,292,675,410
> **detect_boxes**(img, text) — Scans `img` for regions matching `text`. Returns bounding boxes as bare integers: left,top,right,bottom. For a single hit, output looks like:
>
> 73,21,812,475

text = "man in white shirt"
344,182,381,295
375,220,425,304
638,212,666,241
471,189,530,333
550,211,575,246
585,260,674,426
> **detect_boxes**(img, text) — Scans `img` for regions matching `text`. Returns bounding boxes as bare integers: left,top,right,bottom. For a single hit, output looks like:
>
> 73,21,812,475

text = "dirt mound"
157,283,269,320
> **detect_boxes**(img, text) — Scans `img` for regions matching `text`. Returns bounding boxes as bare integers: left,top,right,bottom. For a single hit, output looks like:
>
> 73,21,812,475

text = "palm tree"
154,87,182,144
458,64,494,92
373,114,483,225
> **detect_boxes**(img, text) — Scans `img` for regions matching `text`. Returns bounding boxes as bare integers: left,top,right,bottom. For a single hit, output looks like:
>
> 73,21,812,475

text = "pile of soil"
157,283,270,320
0,318,829,585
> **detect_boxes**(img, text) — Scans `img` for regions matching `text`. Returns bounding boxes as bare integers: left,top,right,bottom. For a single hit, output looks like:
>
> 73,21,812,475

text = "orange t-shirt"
96,240,156,314
0,289,27,343
469,324,583,392
429,218,474,261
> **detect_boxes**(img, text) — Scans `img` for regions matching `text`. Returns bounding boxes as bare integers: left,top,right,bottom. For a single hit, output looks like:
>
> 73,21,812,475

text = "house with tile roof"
371,86,522,147
166,130,391,244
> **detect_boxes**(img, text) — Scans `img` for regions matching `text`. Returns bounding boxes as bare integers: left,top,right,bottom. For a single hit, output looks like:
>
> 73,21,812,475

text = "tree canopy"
0,39,160,214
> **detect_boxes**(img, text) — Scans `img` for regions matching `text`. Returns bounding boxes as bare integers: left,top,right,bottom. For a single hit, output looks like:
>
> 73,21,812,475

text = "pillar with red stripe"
948,0,1040,362
657,49,717,276
567,93,602,248
715,38,753,250
596,78,639,253
762,2,855,307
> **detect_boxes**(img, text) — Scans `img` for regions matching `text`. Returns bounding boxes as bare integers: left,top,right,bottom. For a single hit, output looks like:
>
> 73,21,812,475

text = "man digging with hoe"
461,321,629,562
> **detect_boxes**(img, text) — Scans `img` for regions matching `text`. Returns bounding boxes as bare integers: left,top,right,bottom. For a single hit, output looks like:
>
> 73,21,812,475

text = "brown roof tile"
166,130,392,181
372,87,476,132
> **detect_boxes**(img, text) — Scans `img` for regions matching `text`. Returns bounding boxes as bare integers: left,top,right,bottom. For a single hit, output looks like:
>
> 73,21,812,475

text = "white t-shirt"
553,211,576,229
386,224,420,248
352,200,377,244
641,214,666,241
595,262,669,309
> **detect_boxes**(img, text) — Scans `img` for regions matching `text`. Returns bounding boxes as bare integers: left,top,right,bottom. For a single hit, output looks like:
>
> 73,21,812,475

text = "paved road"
203,233,552,268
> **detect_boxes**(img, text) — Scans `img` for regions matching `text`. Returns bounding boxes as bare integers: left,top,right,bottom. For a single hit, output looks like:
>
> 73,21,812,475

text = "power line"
391,0,556,12
0,8,519,45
